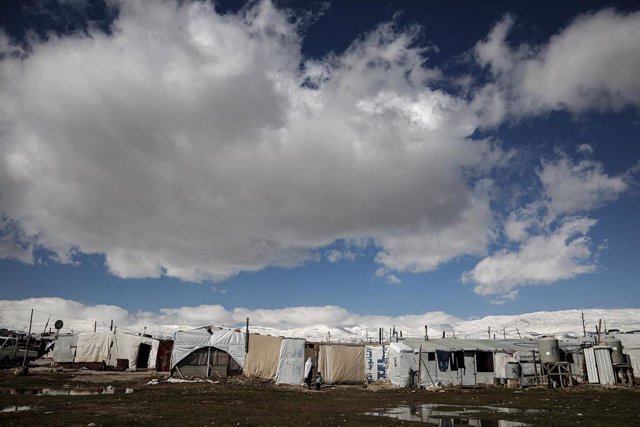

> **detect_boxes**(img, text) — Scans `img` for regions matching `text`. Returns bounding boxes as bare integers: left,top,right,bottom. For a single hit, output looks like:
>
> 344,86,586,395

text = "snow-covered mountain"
249,308,640,343
1,298,638,342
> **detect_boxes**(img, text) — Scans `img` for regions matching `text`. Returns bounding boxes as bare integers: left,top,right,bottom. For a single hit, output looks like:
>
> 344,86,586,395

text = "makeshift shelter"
615,333,640,377
171,327,245,378
274,338,305,385
318,344,365,384
243,334,282,378
387,342,418,387
56,331,159,370
399,338,542,387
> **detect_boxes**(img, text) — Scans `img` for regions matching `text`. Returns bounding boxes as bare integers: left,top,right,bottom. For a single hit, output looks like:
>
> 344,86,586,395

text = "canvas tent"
318,344,365,384
170,327,246,378
244,334,282,378
275,338,305,385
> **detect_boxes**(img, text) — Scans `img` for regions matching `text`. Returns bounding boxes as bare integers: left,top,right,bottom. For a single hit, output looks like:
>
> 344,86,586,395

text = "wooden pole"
597,319,602,344
581,310,586,337
516,328,521,339
417,344,422,390
21,309,34,368
488,326,491,339
110,320,113,331
94,321,97,333
425,325,428,340
245,318,249,353
532,350,539,386
42,315,50,335
503,327,506,339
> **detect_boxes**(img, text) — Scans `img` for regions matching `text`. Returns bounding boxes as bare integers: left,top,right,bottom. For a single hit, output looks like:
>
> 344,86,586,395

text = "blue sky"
0,0,639,323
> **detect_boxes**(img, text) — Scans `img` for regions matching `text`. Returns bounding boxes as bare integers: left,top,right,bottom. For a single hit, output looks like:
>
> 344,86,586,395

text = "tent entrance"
137,344,152,369
173,347,242,378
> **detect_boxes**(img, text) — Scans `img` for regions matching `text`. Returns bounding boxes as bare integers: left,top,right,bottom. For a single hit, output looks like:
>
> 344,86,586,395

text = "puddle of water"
0,387,134,396
365,403,539,426
1,406,33,413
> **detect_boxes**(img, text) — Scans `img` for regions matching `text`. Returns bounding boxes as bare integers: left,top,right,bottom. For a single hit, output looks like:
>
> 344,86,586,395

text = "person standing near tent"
315,372,324,390
304,357,314,389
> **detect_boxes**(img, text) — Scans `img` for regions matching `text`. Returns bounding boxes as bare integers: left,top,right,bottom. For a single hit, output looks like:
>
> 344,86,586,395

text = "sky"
0,0,639,333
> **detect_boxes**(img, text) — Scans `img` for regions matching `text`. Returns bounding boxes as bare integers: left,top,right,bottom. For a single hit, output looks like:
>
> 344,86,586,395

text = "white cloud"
539,156,628,216
0,0,499,281
475,9,640,116
463,217,597,301
385,274,402,285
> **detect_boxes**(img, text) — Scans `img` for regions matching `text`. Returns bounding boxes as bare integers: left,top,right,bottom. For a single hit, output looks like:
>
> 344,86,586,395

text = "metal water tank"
538,337,561,363
602,336,625,365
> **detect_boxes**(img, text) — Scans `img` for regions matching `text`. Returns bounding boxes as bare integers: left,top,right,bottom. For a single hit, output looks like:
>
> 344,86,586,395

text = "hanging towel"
452,351,467,375
436,350,450,372
450,352,458,371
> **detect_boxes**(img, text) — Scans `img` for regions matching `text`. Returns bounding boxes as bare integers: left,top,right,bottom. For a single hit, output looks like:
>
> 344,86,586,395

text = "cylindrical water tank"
538,337,561,363
602,336,625,365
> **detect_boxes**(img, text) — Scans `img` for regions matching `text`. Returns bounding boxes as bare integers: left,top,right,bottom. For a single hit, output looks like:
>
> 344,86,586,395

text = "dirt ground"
1,366,639,426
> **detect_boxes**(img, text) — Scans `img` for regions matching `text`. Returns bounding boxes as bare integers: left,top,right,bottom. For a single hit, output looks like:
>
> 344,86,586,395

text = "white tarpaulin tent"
171,327,246,371
275,338,305,385
60,331,159,370
110,332,159,370
387,342,418,387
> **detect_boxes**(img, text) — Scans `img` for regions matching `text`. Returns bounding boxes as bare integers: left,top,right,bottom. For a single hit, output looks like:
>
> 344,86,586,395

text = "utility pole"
516,328,521,339
94,321,97,333
581,310,586,337
21,309,34,369
488,326,491,339
502,327,506,339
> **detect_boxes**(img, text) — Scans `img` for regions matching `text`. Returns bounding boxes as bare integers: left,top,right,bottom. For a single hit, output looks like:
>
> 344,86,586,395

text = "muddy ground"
0,367,638,426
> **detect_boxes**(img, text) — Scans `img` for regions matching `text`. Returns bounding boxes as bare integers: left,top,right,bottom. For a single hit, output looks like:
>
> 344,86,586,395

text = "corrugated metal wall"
593,346,616,385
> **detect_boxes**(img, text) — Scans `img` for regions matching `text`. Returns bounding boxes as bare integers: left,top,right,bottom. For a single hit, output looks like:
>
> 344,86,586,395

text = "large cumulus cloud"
0,0,495,282
0,1,638,301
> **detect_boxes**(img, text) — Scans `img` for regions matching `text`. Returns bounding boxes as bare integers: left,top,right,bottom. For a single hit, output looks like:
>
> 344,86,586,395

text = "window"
476,352,494,373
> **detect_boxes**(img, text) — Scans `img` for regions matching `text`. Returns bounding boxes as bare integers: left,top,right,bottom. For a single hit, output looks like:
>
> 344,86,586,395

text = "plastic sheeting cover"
494,352,515,379
74,331,113,363
365,345,387,382
109,332,159,371
387,342,417,387
52,334,78,363
171,328,246,371
318,344,365,384
243,334,282,378
275,338,305,385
